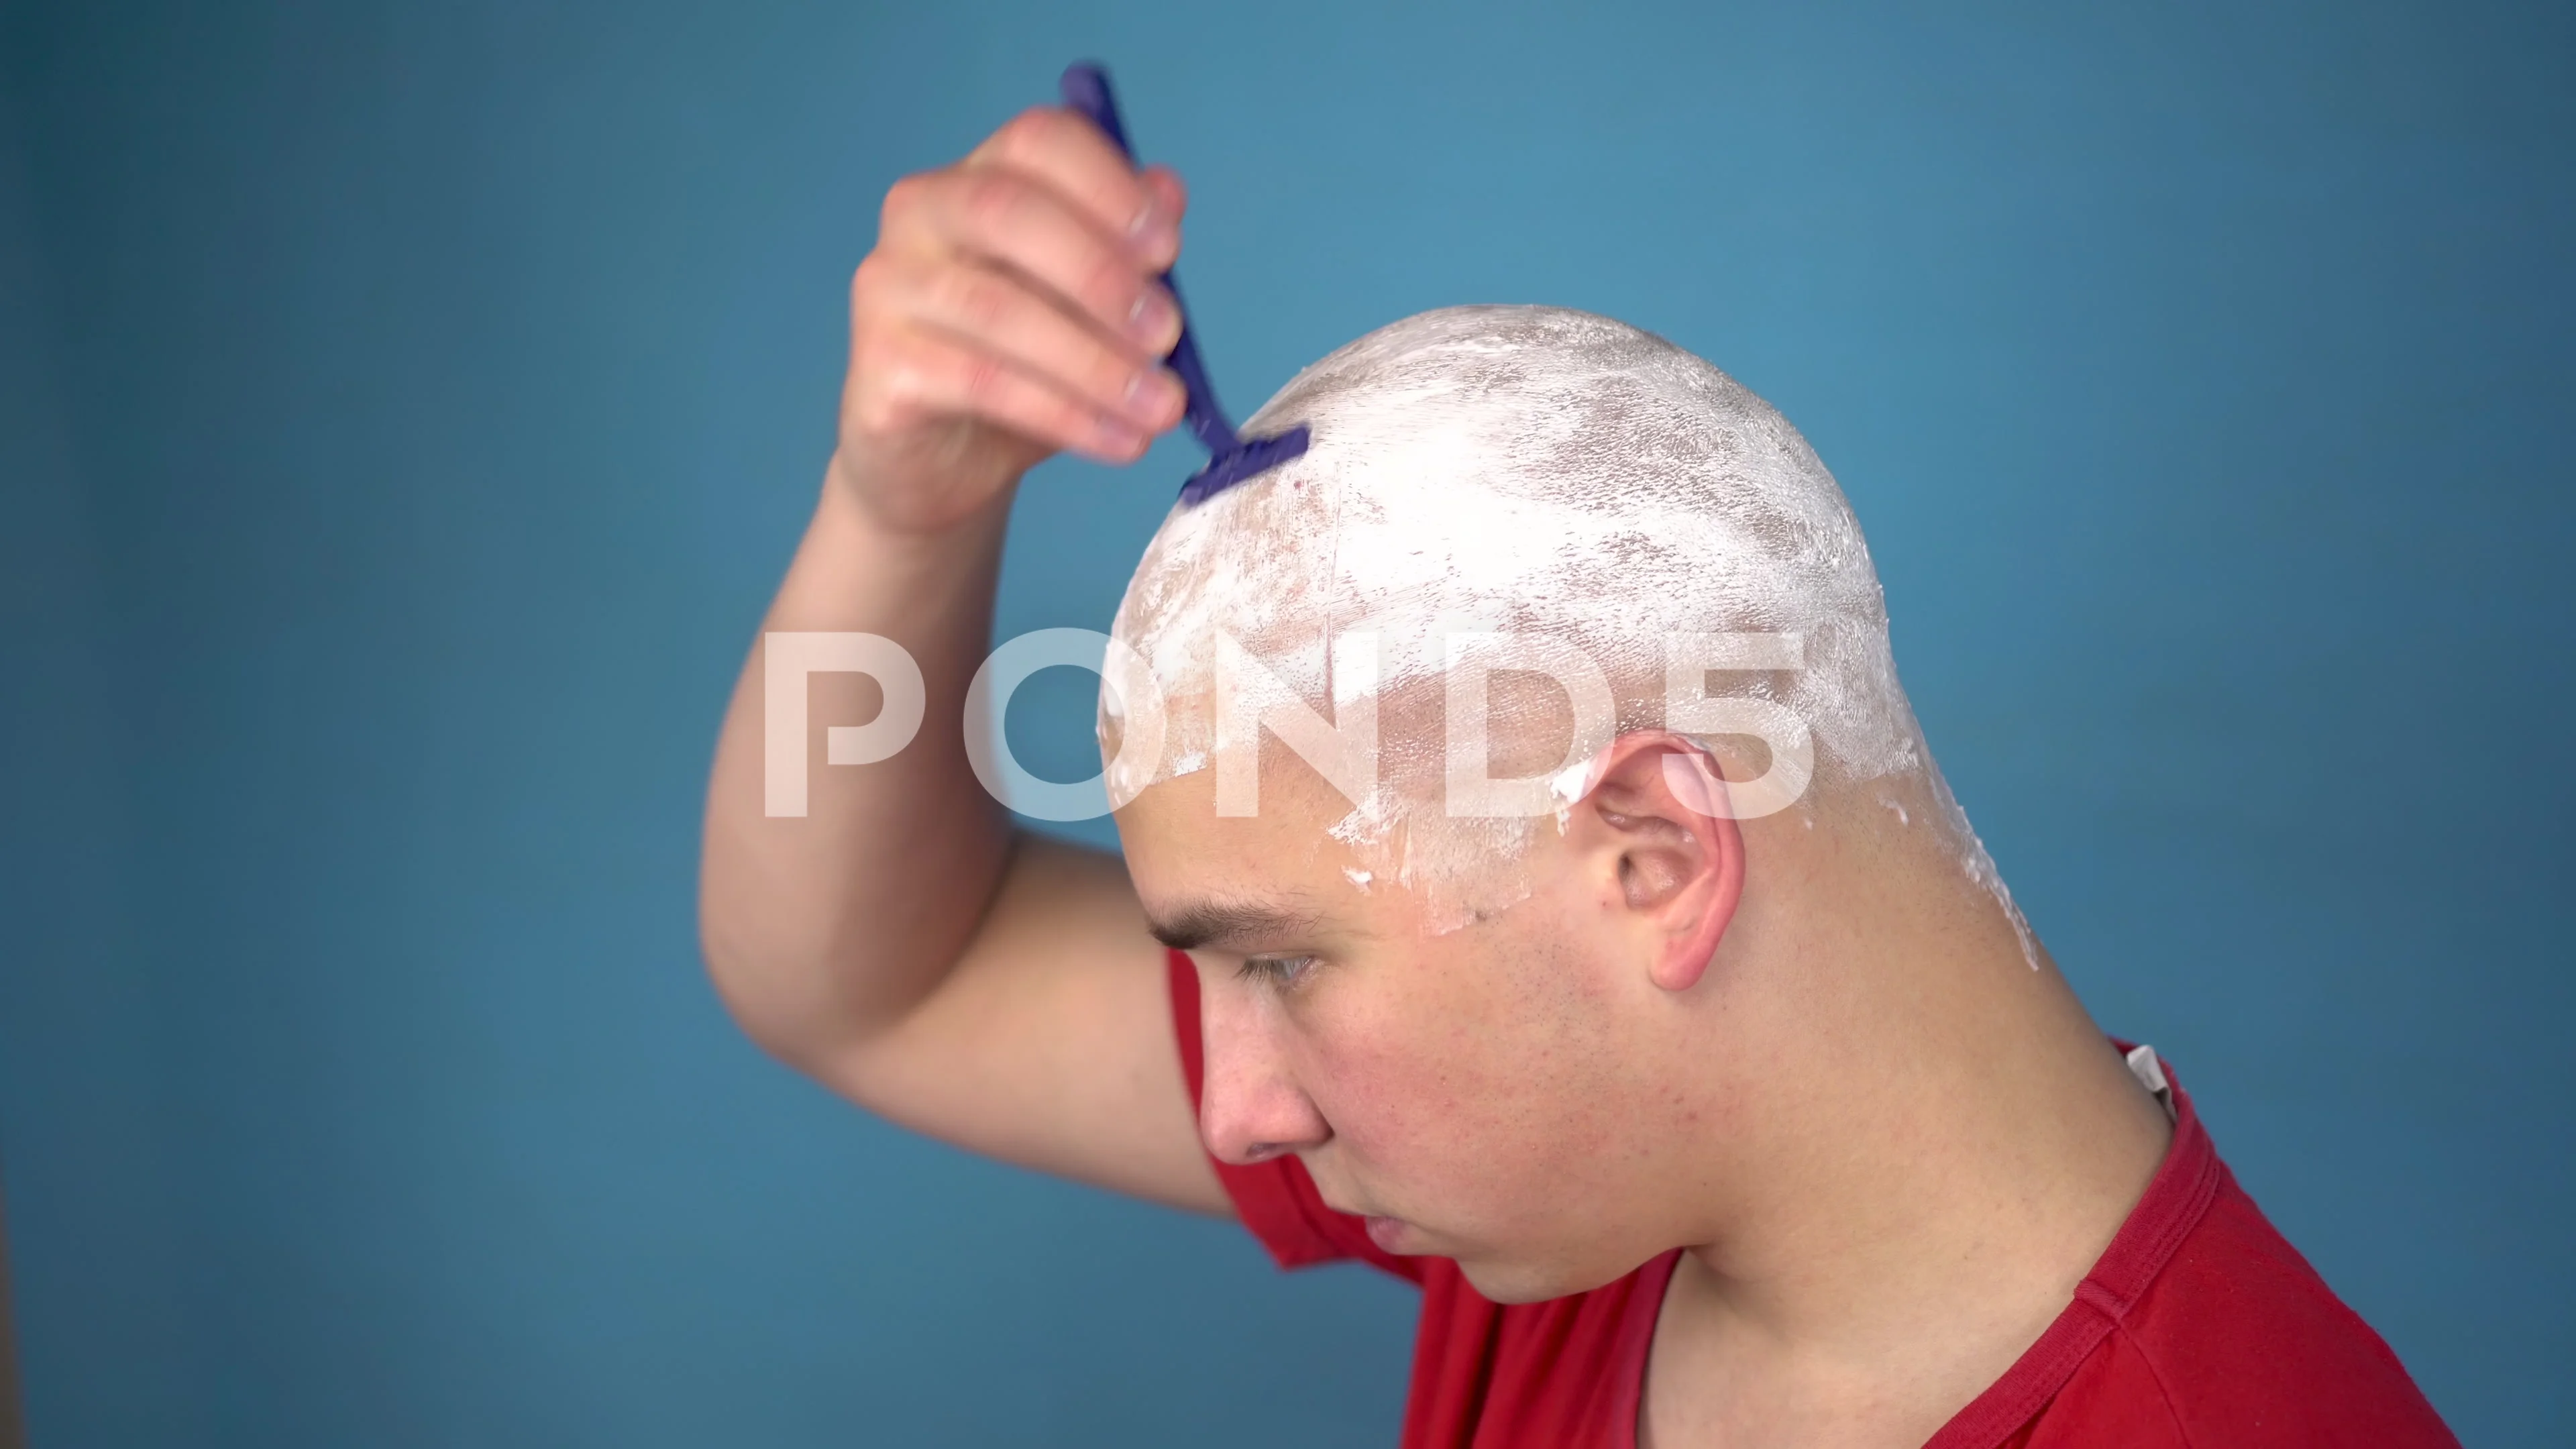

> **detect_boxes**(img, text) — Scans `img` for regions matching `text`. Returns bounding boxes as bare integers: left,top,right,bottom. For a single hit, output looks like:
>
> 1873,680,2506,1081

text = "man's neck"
1642,871,2172,1447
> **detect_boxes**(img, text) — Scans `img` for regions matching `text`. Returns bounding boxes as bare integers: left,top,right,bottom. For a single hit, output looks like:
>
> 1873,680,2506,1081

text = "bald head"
1104,305,2019,942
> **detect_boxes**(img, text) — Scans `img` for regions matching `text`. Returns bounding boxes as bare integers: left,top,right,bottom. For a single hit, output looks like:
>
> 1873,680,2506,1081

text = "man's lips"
1363,1214,1412,1252
1318,1183,1419,1253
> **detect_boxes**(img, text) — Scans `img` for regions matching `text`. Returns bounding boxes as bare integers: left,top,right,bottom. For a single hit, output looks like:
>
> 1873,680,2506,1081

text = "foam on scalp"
1104,305,2025,945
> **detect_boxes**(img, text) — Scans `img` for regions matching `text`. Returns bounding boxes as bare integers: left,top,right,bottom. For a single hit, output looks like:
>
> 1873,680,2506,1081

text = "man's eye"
1237,955,1319,990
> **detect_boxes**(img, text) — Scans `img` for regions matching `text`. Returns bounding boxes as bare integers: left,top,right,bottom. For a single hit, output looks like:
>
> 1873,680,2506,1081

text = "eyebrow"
1146,900,1322,953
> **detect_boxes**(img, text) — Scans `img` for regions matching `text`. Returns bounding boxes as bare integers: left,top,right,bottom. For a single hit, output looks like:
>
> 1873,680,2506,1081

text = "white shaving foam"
1104,305,2028,953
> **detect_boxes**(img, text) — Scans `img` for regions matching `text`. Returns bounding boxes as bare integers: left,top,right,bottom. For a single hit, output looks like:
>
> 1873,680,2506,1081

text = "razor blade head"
1179,425,1312,507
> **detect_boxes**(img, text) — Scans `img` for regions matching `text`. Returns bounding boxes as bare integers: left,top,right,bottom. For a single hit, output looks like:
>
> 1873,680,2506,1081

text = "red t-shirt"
1165,951,2457,1448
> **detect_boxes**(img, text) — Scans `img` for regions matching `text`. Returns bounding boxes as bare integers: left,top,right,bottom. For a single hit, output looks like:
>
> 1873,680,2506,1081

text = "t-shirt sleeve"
1165,949,1426,1283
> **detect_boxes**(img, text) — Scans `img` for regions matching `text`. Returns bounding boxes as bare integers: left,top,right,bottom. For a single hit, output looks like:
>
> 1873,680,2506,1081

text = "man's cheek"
1307,1044,1479,1161
1343,1068,1546,1205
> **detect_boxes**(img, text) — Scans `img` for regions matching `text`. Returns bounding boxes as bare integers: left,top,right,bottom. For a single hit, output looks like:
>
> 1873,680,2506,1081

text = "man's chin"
1336,1208,1593,1301
1450,1254,1593,1305
1442,1240,1660,1305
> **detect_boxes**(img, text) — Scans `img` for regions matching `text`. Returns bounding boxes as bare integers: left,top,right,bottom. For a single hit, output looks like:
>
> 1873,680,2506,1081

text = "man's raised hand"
837,105,1191,534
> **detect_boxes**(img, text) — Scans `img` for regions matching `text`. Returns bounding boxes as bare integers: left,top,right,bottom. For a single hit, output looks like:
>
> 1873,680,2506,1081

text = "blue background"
3,1,2569,1444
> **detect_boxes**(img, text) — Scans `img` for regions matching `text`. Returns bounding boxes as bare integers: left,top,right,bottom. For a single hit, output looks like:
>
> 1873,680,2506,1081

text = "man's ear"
1566,732,1746,992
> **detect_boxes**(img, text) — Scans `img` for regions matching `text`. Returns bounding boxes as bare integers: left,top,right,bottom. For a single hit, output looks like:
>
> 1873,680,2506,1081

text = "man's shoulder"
2099,1163,2456,1446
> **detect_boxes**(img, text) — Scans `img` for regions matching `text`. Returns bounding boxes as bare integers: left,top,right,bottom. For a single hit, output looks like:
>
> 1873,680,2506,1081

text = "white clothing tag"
2125,1044,2178,1122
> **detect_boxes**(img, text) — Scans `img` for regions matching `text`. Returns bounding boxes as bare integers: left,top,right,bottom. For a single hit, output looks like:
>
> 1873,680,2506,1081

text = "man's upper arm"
803,832,1232,1218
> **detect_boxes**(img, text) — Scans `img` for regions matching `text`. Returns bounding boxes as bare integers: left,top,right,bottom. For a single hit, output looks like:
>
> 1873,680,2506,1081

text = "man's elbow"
697,906,842,1073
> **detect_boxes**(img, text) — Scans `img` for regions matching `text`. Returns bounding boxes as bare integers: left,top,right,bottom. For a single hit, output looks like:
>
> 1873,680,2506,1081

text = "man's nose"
1195,975,1332,1167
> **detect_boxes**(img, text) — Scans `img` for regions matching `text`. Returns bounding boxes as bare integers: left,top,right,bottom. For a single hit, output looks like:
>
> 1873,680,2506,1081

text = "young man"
697,104,2457,1447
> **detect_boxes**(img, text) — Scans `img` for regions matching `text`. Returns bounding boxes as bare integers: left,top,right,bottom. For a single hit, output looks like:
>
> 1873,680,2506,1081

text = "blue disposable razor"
1059,62,1311,506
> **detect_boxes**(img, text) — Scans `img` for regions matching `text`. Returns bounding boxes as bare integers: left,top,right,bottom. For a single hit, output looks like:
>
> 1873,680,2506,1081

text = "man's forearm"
699,468,1018,1064
701,91,1185,1071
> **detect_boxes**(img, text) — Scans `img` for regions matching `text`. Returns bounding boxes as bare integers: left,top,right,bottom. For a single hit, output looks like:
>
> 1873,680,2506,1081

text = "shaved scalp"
1106,305,2025,944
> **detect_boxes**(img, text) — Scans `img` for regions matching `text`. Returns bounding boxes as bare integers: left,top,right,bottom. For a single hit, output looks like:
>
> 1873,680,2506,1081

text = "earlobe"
1580,735,1747,994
